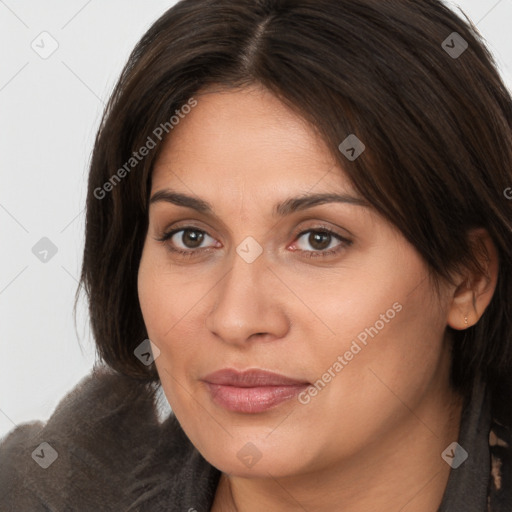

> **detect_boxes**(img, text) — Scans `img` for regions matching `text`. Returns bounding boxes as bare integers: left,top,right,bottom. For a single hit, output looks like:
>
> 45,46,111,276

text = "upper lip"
201,368,310,387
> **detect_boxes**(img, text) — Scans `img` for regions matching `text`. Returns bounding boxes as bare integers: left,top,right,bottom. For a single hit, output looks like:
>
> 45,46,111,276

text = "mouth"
201,368,310,414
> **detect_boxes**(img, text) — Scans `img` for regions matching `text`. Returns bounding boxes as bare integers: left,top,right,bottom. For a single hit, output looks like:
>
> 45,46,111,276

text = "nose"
204,248,290,346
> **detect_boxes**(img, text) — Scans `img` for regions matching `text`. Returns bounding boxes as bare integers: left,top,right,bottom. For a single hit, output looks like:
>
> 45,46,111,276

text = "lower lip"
204,383,309,413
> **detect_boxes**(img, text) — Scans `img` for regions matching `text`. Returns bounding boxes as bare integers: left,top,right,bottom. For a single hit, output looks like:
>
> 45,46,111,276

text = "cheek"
138,247,195,339
296,285,449,462
137,246,208,381
299,253,447,388
315,278,448,420
138,258,195,417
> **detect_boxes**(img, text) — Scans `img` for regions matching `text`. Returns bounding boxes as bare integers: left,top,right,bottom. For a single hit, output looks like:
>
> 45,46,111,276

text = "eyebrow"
149,189,370,217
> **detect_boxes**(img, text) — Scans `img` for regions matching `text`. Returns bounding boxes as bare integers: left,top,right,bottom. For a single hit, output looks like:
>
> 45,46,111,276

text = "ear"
447,228,499,330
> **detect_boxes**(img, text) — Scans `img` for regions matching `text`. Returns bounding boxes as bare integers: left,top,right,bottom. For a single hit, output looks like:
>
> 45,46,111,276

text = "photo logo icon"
31,31,59,60
237,442,262,468
338,134,365,161
236,236,263,264
134,339,161,365
32,442,58,469
442,32,468,59
442,442,468,468
32,237,58,263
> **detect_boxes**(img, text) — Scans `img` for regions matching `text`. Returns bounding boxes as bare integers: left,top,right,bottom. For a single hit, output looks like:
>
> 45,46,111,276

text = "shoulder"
0,365,207,511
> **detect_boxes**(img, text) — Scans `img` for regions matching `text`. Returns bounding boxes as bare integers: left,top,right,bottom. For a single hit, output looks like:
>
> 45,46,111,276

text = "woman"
1,0,511,510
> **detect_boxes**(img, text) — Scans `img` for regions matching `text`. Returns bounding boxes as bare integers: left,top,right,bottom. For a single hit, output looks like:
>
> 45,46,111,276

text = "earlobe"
447,284,475,331
446,229,499,331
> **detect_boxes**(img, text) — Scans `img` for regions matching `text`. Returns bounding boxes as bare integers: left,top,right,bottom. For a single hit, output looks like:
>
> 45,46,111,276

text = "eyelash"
155,225,352,259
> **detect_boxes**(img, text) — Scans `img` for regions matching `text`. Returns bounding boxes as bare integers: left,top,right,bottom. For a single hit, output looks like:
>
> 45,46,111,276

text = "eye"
292,228,352,258
156,227,218,256
156,225,352,259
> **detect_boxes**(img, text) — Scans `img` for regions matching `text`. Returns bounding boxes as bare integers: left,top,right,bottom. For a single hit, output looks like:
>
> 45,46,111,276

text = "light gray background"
1,0,511,439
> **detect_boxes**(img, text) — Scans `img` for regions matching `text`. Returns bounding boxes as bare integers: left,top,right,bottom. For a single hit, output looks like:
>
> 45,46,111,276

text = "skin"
137,84,499,511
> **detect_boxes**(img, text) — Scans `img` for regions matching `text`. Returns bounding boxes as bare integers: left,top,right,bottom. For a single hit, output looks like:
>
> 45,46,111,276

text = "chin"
198,435,312,479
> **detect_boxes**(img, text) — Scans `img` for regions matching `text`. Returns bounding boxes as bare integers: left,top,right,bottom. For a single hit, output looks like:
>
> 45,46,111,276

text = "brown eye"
307,232,332,251
295,229,344,253
179,229,205,249
291,227,353,259
158,228,217,252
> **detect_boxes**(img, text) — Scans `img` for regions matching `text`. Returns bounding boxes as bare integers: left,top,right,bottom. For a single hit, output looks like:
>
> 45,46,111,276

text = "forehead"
150,85,355,196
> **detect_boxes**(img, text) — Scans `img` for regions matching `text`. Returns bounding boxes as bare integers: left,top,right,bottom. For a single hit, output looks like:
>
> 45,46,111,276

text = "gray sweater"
1,365,510,511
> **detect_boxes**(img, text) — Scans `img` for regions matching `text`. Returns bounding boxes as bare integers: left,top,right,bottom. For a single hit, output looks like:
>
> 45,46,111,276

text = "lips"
203,368,309,387
201,369,310,413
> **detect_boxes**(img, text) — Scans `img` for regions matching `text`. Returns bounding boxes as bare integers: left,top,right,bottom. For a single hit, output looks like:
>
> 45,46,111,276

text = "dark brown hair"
78,0,512,417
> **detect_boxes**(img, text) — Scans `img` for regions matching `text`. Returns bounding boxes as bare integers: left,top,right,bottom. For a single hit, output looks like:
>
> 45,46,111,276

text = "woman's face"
138,84,456,478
